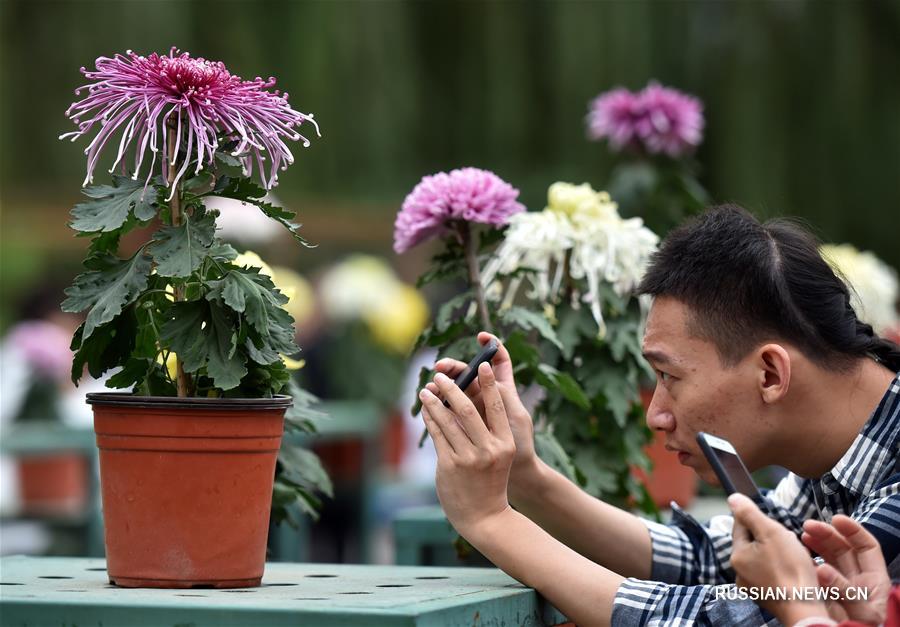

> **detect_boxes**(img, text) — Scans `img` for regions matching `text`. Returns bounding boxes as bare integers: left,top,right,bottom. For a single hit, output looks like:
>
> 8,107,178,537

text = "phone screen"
714,448,759,497
696,432,760,498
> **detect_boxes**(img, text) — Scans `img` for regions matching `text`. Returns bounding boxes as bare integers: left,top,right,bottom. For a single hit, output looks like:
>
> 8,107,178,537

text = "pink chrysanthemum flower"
587,82,704,157
60,48,319,197
7,321,74,382
393,167,525,254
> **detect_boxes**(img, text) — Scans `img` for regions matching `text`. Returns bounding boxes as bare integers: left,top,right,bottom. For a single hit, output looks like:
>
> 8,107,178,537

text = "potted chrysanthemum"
59,49,324,588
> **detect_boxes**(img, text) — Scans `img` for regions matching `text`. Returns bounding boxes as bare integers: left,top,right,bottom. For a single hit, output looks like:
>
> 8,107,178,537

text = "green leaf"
70,175,156,233
150,208,217,278
70,307,138,384
182,171,215,194
62,250,152,340
534,429,578,483
211,269,298,356
160,300,248,390
500,306,563,350
536,364,591,409
212,176,315,248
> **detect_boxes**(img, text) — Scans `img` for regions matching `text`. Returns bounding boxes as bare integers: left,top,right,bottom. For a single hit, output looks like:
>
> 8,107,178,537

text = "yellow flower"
157,351,178,380
270,266,315,327
233,250,275,278
546,182,617,221
363,284,430,354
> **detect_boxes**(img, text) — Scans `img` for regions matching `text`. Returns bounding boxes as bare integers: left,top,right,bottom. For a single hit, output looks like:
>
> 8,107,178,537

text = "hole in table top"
338,591,373,595
0,582,24,586
190,584,215,589
376,584,412,588
414,576,449,580
221,590,255,593
305,574,337,578
38,576,73,579
85,567,107,571
176,594,208,597
294,597,328,600
263,583,298,587
59,589,87,592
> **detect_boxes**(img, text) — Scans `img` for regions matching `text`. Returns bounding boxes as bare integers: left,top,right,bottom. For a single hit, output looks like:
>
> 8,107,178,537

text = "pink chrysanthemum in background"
7,321,74,382
587,81,704,157
393,167,525,254
60,48,320,195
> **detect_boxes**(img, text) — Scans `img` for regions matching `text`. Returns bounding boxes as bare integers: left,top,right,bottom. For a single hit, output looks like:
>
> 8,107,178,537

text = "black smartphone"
696,432,762,498
418,339,500,447
445,339,500,405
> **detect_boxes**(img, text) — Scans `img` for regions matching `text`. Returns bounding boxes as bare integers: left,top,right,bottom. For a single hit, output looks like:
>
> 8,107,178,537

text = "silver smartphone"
696,432,761,498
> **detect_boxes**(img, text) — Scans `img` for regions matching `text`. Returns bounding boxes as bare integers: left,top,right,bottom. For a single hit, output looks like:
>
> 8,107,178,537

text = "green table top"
0,556,569,627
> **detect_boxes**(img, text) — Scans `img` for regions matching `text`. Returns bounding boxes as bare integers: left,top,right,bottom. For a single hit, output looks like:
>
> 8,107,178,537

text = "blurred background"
1,0,899,564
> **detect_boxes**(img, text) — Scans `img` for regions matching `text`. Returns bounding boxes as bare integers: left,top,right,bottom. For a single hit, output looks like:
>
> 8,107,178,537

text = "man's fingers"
432,373,490,446
421,406,455,459
728,493,778,539
477,362,513,438
418,389,471,452
801,518,860,577
434,358,483,401
829,516,886,574
732,519,752,549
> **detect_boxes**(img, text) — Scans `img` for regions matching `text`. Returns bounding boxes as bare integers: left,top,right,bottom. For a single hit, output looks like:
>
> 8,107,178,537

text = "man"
419,205,900,626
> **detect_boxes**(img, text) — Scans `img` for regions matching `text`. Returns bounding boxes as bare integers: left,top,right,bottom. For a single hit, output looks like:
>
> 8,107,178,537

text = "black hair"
637,204,900,372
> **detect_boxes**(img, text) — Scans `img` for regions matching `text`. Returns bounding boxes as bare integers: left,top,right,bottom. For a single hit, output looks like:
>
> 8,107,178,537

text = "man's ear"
756,344,791,403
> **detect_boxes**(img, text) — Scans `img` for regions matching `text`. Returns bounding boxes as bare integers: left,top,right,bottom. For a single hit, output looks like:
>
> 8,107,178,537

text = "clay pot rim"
86,392,293,411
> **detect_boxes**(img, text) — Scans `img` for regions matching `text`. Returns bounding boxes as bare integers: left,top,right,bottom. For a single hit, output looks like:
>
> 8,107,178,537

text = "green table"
0,556,570,626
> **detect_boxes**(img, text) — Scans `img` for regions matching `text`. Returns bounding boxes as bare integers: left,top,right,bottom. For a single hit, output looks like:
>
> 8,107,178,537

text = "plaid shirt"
612,371,900,627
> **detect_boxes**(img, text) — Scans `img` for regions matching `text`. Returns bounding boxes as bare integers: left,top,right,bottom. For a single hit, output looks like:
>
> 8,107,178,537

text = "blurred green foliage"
2,0,899,312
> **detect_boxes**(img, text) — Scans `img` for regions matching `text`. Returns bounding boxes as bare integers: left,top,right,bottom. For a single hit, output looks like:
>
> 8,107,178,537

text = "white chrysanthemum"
821,244,899,334
320,255,399,320
482,182,659,337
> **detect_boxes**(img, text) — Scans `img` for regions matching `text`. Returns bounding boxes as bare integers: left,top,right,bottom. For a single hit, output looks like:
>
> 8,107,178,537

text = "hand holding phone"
417,339,500,447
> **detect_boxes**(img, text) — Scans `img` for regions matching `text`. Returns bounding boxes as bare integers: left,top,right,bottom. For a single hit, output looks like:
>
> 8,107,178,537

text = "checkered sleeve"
642,474,814,586
612,579,780,626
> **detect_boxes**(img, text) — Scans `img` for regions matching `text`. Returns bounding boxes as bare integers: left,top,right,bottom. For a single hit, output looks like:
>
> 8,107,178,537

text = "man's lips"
665,444,692,464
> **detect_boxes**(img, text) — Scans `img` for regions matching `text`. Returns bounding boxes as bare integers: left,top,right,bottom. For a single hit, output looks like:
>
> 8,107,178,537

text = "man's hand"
419,361,517,536
729,493,828,626
426,332,538,479
801,515,891,625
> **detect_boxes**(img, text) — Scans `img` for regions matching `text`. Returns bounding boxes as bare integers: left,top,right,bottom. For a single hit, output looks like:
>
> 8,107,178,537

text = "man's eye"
657,370,673,382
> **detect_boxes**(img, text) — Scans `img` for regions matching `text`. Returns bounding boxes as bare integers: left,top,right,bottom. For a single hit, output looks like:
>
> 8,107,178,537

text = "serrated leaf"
160,300,247,390
70,175,156,232
536,364,591,409
211,176,315,247
70,308,138,384
62,250,151,340
500,306,564,351
211,270,297,358
534,429,577,483
151,208,216,277
206,302,246,389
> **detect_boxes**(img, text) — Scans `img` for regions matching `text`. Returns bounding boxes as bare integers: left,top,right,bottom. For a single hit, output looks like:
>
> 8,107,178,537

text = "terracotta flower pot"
18,453,89,516
88,393,290,589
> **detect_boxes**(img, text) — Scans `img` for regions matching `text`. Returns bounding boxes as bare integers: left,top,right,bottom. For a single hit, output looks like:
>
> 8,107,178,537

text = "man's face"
641,297,767,484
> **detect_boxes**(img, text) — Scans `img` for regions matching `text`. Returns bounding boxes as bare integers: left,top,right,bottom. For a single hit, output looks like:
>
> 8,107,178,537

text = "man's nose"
645,391,676,432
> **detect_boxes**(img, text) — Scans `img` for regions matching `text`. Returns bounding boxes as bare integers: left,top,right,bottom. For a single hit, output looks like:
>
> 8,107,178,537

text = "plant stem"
167,118,192,397
454,221,491,332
